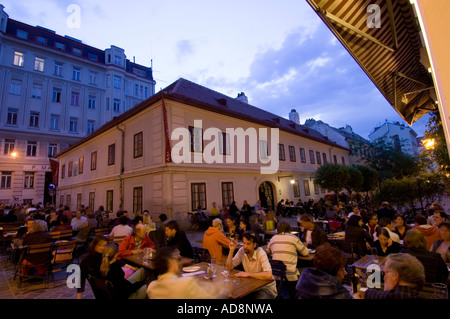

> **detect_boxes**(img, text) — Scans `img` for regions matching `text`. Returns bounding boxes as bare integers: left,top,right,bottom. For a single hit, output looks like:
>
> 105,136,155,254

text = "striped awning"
306,0,437,125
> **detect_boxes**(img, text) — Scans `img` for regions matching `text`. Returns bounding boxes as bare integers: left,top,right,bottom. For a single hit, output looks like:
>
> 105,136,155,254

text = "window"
61,164,65,179
29,112,39,128
72,67,81,81
89,72,97,85
54,62,63,76
7,109,18,125
73,47,82,55
113,99,120,112
106,190,113,212
87,120,95,134
79,156,84,174
66,195,71,209
89,192,95,210
308,150,315,164
1,172,12,189
36,36,47,45
91,151,97,170
69,117,78,133
300,148,306,163
71,91,80,106
333,155,337,164
55,42,65,50
24,172,34,189
106,98,110,111
88,95,96,109
4,139,15,155
191,183,206,211
52,88,62,103
68,161,73,177
341,157,346,165
316,151,322,165
73,161,78,177
26,141,37,157
108,144,115,165
77,194,82,210
134,132,143,158
50,114,60,130
322,153,327,164
48,143,58,157
221,182,234,207
133,187,143,214
114,55,121,65
31,83,42,99
34,57,44,72
293,180,300,197
259,140,268,160
289,146,296,162
13,51,24,67
189,126,203,153
16,29,28,39
219,132,230,156
279,144,286,161
314,182,320,195
145,87,148,98
303,180,311,196
135,84,139,97
113,75,121,89
10,79,22,95
88,53,98,61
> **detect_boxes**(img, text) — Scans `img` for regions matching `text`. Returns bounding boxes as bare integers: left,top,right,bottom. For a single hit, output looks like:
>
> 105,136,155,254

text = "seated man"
147,246,229,299
118,224,156,260
355,253,426,299
299,214,329,249
165,220,193,259
70,210,88,231
21,223,53,275
110,216,133,237
226,231,277,299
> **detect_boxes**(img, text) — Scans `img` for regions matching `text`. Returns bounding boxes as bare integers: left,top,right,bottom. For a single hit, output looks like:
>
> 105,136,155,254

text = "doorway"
259,181,275,211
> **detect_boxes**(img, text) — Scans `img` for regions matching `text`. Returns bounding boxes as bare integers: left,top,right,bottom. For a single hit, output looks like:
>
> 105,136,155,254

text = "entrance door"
259,182,274,211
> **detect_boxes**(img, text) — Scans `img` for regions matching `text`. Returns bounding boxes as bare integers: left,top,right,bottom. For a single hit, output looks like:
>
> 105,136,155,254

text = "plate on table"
182,266,201,273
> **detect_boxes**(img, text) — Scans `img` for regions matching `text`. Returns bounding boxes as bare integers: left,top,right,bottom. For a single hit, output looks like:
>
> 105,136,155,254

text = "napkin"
181,270,206,277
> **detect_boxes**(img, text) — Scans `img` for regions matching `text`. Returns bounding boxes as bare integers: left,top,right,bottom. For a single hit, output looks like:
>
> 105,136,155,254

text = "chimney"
236,92,248,104
289,109,300,125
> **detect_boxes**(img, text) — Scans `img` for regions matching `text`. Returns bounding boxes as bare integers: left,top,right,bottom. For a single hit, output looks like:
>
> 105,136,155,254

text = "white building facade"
0,6,155,206
55,78,350,227
368,121,419,156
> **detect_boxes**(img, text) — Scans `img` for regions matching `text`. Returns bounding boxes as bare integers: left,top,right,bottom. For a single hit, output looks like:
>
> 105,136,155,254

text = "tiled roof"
55,78,347,157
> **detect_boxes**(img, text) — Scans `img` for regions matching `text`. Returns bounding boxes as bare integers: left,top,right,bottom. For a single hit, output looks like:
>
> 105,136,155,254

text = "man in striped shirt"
267,222,309,297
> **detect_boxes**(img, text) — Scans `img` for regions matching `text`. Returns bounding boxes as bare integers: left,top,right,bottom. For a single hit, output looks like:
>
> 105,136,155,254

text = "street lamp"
278,175,295,184
422,138,435,150
10,151,17,158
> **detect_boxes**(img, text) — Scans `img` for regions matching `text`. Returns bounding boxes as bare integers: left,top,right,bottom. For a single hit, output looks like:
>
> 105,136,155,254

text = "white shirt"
70,216,88,230
109,224,133,237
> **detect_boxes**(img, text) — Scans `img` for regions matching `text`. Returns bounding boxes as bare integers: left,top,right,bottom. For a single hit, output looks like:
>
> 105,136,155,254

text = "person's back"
168,230,193,259
413,214,440,250
202,220,230,264
22,224,52,265
110,220,133,237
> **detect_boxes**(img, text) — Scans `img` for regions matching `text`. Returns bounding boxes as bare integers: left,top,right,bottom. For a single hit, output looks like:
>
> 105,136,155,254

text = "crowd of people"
1,198,449,300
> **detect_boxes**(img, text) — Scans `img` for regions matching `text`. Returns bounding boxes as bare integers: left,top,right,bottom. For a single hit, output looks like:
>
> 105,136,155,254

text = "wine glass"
209,257,217,279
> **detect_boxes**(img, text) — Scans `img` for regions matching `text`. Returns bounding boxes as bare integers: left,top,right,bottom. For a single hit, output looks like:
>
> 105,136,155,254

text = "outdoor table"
122,252,195,270
182,262,273,299
351,255,387,271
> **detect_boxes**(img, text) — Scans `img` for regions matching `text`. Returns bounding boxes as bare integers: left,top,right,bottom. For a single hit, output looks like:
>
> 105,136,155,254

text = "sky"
1,0,430,139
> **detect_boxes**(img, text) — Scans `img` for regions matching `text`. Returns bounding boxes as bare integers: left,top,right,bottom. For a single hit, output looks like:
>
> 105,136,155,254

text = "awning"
306,0,437,125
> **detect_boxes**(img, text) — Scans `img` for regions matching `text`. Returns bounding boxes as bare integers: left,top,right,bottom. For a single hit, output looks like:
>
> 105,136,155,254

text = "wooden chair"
108,236,126,245
269,259,288,299
50,240,77,278
58,229,75,241
87,274,115,299
94,228,109,236
14,242,54,288
338,241,360,264
48,231,61,241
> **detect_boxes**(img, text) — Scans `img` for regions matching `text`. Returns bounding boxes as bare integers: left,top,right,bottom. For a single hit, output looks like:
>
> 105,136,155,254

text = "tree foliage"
355,165,379,193
423,111,450,174
314,163,349,195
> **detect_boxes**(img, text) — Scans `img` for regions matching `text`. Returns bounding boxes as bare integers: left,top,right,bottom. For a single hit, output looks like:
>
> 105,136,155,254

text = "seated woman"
91,243,148,299
296,244,353,299
371,228,401,257
393,213,412,241
224,216,240,240
344,215,373,257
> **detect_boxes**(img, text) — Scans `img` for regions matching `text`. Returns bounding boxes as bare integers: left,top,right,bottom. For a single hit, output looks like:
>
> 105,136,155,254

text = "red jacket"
117,234,155,259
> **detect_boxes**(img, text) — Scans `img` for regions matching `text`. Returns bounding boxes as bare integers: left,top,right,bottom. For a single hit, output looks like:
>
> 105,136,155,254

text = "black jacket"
405,247,449,284
300,224,329,249
344,224,373,256
167,230,193,259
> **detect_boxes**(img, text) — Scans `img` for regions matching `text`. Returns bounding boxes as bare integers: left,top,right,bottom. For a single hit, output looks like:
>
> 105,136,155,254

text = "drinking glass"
208,257,217,279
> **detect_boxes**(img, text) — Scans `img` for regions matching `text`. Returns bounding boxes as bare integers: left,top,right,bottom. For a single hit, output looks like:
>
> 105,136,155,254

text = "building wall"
0,6,155,206
369,122,419,156
56,98,350,226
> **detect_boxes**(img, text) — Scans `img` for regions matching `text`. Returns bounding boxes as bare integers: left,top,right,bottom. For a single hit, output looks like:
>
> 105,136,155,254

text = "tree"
314,163,349,196
423,111,450,174
343,166,363,201
355,165,379,193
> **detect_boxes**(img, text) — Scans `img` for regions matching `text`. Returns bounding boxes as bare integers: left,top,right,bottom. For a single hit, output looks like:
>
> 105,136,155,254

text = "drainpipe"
116,124,125,210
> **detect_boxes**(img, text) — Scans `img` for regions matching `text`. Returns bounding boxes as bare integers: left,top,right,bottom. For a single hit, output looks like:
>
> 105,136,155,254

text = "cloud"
175,39,195,63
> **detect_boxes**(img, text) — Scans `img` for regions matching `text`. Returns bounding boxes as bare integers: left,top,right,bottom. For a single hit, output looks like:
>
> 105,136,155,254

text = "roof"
306,0,437,125
55,78,348,158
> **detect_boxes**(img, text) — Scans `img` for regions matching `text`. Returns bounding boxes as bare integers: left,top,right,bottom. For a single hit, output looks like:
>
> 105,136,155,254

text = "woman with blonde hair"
99,244,148,299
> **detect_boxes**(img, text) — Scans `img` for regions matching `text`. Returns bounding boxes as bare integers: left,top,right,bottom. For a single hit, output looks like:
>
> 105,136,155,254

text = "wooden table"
182,262,273,299
351,255,387,271
122,253,195,270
